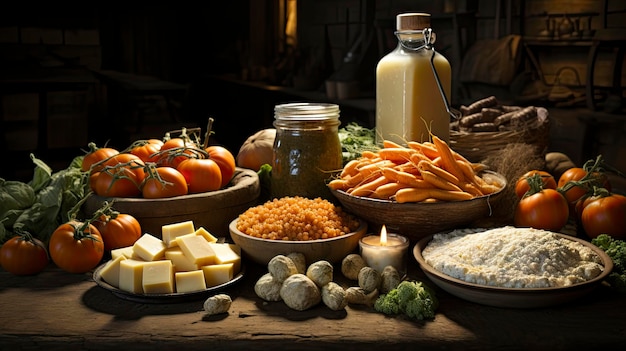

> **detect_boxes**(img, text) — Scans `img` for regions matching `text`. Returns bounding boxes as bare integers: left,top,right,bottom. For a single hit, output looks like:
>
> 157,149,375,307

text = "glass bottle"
375,12,452,146
271,102,343,201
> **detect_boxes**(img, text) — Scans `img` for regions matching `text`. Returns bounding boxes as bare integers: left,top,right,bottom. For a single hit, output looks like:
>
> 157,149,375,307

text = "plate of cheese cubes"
92,220,244,303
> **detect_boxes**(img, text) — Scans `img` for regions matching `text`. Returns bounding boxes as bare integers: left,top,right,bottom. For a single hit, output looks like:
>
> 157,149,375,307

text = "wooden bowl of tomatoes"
83,167,261,239
81,130,261,239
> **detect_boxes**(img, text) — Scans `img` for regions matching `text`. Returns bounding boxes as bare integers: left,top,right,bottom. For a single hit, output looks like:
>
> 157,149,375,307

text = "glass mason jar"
271,103,343,201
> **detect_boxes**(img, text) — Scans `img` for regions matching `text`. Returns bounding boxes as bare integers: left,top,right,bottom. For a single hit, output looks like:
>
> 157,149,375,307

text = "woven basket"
449,107,550,163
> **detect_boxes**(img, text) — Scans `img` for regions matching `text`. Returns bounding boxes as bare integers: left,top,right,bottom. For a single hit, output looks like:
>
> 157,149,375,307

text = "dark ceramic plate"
92,262,245,304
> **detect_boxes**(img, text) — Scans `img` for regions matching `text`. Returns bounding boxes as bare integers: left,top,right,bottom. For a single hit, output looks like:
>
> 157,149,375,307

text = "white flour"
422,226,604,288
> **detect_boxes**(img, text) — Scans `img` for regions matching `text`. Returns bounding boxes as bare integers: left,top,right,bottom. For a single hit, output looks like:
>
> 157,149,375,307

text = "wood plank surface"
0,260,624,351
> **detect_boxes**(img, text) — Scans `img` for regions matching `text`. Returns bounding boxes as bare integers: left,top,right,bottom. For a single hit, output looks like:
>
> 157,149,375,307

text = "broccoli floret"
396,280,420,310
374,288,401,315
373,279,438,320
591,234,626,293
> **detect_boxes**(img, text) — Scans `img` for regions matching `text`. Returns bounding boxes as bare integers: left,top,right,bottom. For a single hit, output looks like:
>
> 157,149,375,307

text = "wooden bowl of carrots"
328,136,508,242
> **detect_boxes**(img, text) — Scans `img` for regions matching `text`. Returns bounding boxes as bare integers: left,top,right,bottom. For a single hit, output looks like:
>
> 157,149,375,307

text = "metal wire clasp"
397,27,461,120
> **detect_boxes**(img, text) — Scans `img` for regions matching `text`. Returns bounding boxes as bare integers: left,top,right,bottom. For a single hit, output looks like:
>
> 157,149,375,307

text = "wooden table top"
1,257,624,350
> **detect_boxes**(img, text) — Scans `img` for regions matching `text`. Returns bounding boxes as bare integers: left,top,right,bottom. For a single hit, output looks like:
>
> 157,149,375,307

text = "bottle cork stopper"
396,13,431,31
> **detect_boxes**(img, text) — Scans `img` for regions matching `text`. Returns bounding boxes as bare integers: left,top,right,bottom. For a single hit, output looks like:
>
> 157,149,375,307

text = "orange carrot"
340,159,361,178
348,172,389,197
382,140,405,148
431,135,465,182
409,151,432,165
378,148,415,163
356,159,395,175
456,159,477,183
328,178,350,191
420,169,463,192
394,188,473,203
344,172,366,188
371,182,412,200
417,160,460,186
381,167,431,188
361,150,379,159
407,141,439,160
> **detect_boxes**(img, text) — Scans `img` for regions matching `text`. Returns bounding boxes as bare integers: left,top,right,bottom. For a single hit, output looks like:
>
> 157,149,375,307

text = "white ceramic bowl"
229,218,367,266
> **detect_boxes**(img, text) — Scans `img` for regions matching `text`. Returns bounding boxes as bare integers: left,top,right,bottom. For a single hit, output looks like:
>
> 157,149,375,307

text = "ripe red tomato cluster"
83,138,236,199
1,204,144,275
514,159,626,240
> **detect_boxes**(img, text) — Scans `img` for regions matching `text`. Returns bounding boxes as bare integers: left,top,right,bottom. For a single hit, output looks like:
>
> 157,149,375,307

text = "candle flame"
380,225,387,246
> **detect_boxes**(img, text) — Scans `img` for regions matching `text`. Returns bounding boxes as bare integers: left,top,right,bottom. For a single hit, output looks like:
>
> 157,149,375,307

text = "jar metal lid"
275,102,340,121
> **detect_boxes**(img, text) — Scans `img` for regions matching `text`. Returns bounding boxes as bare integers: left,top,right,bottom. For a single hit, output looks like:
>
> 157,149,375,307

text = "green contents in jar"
270,103,343,201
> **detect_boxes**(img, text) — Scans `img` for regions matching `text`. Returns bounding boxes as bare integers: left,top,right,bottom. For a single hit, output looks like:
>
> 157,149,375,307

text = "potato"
203,294,232,315
287,252,307,274
358,266,381,293
321,282,348,311
380,265,401,294
280,274,321,311
254,272,283,302
268,254,298,282
341,253,366,280
306,260,333,288
345,286,378,306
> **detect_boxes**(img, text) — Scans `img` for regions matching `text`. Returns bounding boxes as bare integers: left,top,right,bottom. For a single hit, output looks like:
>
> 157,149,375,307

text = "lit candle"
359,225,409,274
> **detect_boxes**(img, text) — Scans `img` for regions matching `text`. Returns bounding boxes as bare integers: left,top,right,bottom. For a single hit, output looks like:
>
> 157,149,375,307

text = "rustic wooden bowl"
83,168,260,239
229,218,367,266
413,229,613,308
330,171,507,242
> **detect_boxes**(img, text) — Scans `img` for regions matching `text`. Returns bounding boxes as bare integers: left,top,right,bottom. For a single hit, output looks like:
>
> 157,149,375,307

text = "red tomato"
514,170,557,199
88,171,100,192
49,220,104,273
0,233,49,275
160,137,197,151
514,188,570,231
81,143,119,172
101,153,147,180
581,193,626,239
130,139,163,163
557,167,611,211
94,213,142,251
142,166,189,198
206,145,237,188
94,154,146,197
95,165,143,197
177,158,222,194
157,138,201,168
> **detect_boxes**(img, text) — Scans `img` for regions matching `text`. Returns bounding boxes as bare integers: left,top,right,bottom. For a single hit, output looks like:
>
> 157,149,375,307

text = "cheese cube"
195,226,218,243
228,243,242,256
165,248,199,272
175,233,216,266
202,263,234,287
99,255,127,288
133,233,166,261
162,220,195,248
208,242,241,274
111,246,136,260
175,270,207,293
142,260,174,294
119,259,147,294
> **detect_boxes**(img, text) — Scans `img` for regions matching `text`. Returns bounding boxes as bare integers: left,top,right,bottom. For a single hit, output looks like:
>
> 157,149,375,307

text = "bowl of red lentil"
229,196,367,265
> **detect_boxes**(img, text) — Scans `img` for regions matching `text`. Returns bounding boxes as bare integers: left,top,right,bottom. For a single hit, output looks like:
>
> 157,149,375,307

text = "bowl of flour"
413,226,613,308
